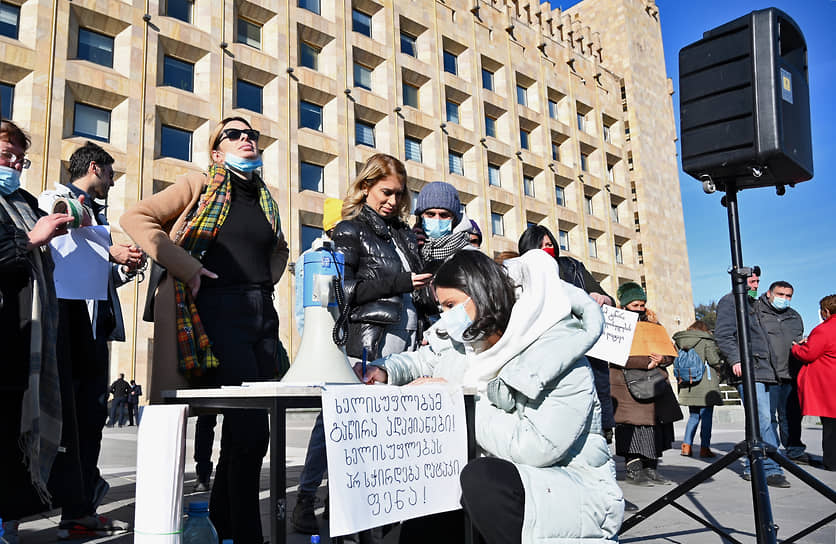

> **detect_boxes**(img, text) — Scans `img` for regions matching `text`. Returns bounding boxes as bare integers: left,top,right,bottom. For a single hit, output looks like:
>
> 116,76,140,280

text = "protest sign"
322,384,467,537
586,305,639,367
629,322,678,357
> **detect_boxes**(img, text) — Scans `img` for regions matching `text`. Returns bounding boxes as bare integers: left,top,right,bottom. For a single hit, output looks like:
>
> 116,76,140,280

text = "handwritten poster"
50,225,111,300
586,305,639,367
322,384,468,537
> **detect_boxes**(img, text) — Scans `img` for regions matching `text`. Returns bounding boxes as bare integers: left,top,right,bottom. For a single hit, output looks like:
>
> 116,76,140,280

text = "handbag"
623,368,669,400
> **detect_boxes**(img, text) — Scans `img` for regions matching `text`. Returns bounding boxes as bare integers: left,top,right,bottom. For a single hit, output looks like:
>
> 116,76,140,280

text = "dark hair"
68,141,114,182
518,225,558,260
820,295,836,315
688,320,710,332
433,251,516,341
768,280,793,292
0,119,30,150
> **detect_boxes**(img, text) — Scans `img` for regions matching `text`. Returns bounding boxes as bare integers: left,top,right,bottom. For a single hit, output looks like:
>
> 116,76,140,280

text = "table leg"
271,399,287,544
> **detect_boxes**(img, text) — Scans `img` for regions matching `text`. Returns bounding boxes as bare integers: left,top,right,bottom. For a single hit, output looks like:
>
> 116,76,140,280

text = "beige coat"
120,172,289,402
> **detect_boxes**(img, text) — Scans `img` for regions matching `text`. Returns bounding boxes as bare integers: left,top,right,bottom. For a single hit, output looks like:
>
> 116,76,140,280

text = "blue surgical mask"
0,165,21,196
224,153,263,173
423,217,453,239
771,296,790,311
438,297,473,343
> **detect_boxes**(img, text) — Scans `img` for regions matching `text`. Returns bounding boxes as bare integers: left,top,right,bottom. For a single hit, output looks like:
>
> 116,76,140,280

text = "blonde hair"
342,153,408,220
207,116,252,168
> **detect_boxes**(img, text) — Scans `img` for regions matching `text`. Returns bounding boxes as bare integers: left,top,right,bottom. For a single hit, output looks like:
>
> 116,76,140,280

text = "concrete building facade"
1,0,693,390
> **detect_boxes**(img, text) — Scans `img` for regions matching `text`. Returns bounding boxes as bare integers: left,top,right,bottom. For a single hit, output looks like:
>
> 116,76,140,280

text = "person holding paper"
360,250,623,544
609,282,682,486
121,116,289,544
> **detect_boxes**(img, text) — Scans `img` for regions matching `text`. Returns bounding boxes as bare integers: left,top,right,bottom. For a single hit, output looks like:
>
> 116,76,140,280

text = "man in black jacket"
756,281,807,463
107,374,130,428
715,268,791,487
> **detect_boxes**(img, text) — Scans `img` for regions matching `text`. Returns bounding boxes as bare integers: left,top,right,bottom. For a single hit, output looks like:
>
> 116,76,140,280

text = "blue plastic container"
183,501,218,544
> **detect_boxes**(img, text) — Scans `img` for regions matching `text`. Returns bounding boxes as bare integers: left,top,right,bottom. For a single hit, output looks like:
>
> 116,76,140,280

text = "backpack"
673,348,709,384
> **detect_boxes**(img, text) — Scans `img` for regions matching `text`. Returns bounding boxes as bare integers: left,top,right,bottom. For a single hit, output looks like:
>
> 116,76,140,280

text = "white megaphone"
282,243,360,384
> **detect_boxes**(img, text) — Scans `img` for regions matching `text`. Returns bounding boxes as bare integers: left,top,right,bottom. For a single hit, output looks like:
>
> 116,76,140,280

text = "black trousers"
399,457,525,544
196,286,279,544
786,365,807,451
194,413,218,481
822,417,836,470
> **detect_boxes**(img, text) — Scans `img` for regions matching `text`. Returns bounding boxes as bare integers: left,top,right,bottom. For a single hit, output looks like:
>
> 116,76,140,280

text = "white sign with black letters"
322,384,467,537
586,305,639,367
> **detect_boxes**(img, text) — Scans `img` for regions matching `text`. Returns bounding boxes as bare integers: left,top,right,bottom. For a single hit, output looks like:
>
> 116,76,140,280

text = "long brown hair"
341,153,408,220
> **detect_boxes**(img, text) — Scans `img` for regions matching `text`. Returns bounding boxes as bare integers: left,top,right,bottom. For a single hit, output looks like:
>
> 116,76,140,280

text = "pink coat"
792,316,836,418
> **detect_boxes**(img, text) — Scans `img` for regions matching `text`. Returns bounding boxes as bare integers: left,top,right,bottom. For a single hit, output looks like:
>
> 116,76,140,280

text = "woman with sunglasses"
122,116,288,543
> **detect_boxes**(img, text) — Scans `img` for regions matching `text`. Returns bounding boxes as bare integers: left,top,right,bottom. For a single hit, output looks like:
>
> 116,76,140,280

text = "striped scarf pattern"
173,165,281,376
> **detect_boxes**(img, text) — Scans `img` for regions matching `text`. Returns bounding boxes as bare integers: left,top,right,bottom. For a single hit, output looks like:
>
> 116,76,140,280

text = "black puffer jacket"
715,291,776,384
332,205,423,359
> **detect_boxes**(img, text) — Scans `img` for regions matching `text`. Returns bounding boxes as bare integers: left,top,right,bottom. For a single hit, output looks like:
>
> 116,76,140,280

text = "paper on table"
629,322,678,357
50,225,111,300
134,405,188,544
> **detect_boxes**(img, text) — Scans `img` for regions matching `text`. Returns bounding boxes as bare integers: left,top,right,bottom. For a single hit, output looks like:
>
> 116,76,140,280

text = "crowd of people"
3,113,835,544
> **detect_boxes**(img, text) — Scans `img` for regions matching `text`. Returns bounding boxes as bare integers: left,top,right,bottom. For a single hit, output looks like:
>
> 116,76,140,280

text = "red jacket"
792,316,836,418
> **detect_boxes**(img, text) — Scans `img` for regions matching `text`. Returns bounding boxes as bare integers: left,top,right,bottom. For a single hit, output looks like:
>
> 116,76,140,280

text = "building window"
516,85,527,107
0,1,19,39
491,212,504,236
298,0,320,15
548,99,557,119
558,230,569,251
487,164,500,187
299,101,323,131
355,120,375,147
445,100,459,124
165,0,193,23
77,28,114,68
236,79,262,113
551,142,559,161
73,103,110,142
160,125,192,161
354,62,372,91
577,112,585,132
0,82,12,119
300,161,324,192
301,224,323,251
352,9,372,38
448,151,464,176
237,17,261,49
481,68,494,91
163,56,194,92
400,32,416,57
585,195,594,215
615,244,623,264
603,124,611,143
520,129,530,150
443,50,457,75
485,115,496,138
523,175,534,197
607,164,615,183
404,136,422,163
611,204,619,223
580,152,588,172
299,41,319,70
555,185,565,207
403,82,418,108
588,237,598,259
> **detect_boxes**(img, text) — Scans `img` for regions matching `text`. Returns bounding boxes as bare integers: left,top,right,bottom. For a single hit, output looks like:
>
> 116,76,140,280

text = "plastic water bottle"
310,536,321,543
183,501,218,544
0,517,7,544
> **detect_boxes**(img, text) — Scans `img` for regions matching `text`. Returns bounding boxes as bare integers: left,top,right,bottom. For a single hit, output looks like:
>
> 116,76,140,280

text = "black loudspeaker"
679,8,813,191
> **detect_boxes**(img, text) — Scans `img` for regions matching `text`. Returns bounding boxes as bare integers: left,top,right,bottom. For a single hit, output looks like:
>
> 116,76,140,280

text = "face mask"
542,247,556,258
771,296,790,311
438,297,473,343
423,217,453,239
224,152,263,173
0,165,21,196
748,289,758,299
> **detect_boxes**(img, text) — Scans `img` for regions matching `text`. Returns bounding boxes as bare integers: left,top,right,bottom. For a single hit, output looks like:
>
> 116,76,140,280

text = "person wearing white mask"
358,250,623,544
122,116,288,544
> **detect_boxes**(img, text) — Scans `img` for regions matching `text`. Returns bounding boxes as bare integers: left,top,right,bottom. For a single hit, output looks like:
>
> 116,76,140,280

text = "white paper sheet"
323,384,468,537
586,305,639,367
134,405,189,544
50,225,111,300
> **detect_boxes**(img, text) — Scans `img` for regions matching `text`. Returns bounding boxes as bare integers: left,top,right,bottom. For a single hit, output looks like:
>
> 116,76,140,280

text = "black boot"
625,459,653,486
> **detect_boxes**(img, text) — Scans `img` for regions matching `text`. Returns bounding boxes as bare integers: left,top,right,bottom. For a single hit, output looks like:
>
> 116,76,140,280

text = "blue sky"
554,0,836,333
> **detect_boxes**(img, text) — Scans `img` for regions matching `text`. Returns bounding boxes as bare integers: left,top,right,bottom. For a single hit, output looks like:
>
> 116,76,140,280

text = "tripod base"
619,440,836,543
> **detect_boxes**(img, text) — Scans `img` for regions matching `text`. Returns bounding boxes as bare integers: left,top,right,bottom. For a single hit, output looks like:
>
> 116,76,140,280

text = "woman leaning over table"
121,116,288,544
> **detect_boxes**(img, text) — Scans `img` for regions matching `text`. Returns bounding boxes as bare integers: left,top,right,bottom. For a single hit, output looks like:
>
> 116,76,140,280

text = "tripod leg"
769,450,836,503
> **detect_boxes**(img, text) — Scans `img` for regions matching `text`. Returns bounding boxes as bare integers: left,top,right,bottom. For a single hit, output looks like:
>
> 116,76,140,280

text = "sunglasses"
215,128,260,147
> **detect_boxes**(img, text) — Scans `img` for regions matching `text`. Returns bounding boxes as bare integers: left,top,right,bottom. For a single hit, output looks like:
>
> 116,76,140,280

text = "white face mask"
438,297,473,343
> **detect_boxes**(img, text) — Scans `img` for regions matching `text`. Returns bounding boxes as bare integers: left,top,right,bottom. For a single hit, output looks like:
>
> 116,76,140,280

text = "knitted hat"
468,219,482,238
617,281,647,307
415,182,462,225
322,198,343,232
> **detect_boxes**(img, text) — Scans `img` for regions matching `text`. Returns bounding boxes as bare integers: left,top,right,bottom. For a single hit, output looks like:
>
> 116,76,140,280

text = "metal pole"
724,183,777,543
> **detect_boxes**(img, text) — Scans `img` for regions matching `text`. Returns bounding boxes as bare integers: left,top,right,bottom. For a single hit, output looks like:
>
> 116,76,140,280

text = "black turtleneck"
201,174,274,289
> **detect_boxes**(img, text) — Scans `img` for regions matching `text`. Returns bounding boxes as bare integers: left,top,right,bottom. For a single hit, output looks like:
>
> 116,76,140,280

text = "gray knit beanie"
414,181,462,225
